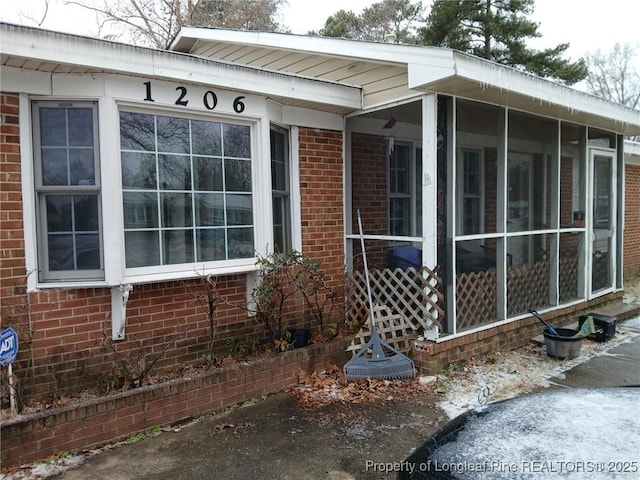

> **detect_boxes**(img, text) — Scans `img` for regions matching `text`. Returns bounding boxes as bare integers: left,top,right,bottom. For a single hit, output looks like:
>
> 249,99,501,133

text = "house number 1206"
143,82,246,113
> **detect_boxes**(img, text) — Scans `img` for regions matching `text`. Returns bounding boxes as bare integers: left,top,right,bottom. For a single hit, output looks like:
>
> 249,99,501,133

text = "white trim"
281,106,342,131
421,94,438,267
625,141,640,165
0,24,362,111
19,94,38,293
290,126,303,252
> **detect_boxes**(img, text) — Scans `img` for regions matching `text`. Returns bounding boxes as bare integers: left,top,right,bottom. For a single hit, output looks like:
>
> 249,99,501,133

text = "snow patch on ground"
437,325,639,419
431,388,640,480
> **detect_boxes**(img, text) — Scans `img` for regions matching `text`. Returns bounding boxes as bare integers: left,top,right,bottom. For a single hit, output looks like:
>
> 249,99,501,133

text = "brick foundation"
412,292,623,374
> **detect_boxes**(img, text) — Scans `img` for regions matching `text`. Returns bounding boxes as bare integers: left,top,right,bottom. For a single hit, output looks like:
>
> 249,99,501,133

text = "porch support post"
421,93,438,267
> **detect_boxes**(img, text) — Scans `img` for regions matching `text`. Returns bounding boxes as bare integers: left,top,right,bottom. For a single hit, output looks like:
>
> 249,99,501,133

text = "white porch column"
421,94,438,267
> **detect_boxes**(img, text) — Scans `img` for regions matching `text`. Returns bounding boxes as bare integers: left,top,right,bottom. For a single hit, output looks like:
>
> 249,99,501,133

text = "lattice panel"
456,269,497,331
507,261,551,316
347,305,416,355
559,255,579,302
345,265,444,333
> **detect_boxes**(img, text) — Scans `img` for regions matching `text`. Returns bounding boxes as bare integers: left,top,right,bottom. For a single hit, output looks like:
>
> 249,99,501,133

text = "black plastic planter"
287,328,310,348
543,327,583,359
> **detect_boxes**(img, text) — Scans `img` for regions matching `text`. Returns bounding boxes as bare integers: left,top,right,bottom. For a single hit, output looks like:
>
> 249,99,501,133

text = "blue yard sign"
0,327,19,367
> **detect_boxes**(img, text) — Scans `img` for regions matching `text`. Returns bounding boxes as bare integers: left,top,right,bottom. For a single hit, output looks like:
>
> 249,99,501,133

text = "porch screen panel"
455,101,502,236
453,100,503,332
120,112,253,268
559,232,584,303
507,233,553,316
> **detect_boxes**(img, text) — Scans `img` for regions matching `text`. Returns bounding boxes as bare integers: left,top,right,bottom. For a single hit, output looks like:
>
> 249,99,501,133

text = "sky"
1,0,639,68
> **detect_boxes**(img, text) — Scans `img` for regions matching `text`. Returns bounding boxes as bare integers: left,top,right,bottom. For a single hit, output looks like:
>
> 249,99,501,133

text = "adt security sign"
0,327,19,367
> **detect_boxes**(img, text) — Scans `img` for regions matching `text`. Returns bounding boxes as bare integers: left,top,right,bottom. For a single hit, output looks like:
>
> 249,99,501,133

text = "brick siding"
0,92,346,402
625,164,640,279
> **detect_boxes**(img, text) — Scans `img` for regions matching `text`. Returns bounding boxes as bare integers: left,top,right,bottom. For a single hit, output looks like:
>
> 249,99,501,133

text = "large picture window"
119,111,254,268
32,101,103,282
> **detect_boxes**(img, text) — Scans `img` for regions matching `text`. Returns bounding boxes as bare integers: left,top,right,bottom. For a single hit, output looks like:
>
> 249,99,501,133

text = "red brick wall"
625,163,640,279
298,128,345,292
0,91,347,403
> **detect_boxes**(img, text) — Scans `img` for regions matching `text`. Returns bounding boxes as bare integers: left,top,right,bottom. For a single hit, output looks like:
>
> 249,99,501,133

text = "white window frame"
456,146,485,236
388,140,418,237
118,105,260,279
270,123,292,253
31,100,104,283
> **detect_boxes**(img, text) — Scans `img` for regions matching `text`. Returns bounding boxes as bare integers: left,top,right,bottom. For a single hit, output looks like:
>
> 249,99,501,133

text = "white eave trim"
408,51,640,135
0,23,361,110
625,141,640,165
171,26,452,66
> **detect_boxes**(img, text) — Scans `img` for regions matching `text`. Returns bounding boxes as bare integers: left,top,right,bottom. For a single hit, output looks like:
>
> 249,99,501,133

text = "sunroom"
172,29,640,341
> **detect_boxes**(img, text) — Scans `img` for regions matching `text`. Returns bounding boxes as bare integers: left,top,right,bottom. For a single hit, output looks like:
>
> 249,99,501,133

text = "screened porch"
344,94,622,340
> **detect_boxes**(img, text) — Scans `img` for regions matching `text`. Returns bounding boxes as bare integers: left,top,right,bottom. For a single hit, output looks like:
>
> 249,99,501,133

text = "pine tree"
419,0,587,85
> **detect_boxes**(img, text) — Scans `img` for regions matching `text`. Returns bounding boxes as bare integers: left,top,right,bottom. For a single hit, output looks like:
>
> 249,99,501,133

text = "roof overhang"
172,27,640,136
0,23,361,114
626,141,640,165
409,52,640,136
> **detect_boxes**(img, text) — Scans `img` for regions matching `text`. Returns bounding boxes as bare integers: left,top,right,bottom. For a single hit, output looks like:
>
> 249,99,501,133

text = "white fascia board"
173,26,449,66
625,141,640,165
281,105,343,131
407,54,456,88
0,67,52,94
451,53,640,131
0,24,361,110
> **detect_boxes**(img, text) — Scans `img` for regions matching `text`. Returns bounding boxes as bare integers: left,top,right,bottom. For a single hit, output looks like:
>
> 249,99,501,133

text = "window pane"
35,102,102,280
226,194,252,225
123,192,159,229
122,152,157,189
157,116,189,154
159,154,191,190
389,198,410,236
47,196,72,232
76,234,100,269
125,231,160,267
120,112,155,151
227,227,254,259
196,228,226,261
42,149,68,186
271,129,287,191
192,120,222,156
48,234,74,270
120,112,254,268
67,108,94,146
74,195,99,231
224,124,250,158
163,230,194,264
194,193,224,226
225,159,251,192
161,193,192,228
69,149,95,186
194,157,223,191
40,108,66,146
